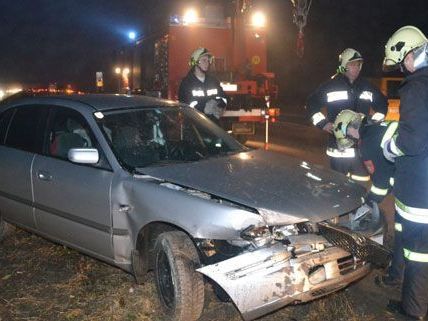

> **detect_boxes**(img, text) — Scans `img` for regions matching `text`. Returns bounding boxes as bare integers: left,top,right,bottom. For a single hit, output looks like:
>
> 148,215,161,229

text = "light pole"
128,31,137,94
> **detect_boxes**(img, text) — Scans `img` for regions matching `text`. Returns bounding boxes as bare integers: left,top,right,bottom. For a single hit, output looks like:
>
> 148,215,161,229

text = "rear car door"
32,106,114,260
0,105,47,229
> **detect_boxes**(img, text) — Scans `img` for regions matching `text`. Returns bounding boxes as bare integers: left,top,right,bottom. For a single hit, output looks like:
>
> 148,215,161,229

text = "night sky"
1,0,427,104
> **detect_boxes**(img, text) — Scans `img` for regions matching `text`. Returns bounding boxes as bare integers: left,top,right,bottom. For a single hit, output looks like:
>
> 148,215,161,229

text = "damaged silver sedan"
0,94,390,321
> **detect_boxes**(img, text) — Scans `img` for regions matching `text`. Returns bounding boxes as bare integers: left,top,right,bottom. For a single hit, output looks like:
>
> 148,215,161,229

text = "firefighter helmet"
333,110,365,150
383,25,428,71
190,47,213,67
338,48,363,73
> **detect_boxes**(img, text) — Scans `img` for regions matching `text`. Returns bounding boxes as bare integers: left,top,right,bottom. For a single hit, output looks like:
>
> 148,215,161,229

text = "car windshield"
96,106,246,170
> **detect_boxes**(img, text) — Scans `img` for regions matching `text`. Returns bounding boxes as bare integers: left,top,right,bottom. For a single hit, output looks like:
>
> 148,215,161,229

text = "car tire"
0,215,12,242
154,231,204,321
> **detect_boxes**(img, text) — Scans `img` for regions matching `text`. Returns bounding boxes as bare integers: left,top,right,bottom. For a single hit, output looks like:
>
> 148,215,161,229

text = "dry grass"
0,228,403,321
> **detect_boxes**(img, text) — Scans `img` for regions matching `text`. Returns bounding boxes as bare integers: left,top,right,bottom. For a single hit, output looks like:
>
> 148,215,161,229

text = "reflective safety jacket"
307,74,388,150
359,122,396,203
389,67,428,224
178,71,227,113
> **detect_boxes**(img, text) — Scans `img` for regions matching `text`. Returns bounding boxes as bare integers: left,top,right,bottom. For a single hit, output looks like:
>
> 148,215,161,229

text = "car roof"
0,93,182,112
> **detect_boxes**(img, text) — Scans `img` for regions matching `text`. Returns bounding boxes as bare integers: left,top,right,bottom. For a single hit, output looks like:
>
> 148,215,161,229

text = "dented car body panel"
198,241,370,320
0,94,386,321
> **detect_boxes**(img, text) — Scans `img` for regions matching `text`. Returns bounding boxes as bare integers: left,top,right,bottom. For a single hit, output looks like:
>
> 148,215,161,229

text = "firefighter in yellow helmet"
178,48,227,124
381,25,428,320
307,48,388,181
334,110,403,290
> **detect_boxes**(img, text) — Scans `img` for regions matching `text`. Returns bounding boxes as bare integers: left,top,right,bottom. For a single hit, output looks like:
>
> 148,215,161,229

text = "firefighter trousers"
401,216,428,317
388,213,405,281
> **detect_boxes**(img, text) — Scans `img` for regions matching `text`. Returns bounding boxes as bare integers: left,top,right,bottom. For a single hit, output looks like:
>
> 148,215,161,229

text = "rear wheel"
154,231,205,321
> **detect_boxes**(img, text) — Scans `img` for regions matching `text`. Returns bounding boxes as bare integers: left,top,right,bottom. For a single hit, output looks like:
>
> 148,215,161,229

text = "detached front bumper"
197,241,371,321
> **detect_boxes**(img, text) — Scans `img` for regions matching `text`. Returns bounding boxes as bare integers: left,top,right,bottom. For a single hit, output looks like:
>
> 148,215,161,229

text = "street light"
128,31,136,41
126,31,137,94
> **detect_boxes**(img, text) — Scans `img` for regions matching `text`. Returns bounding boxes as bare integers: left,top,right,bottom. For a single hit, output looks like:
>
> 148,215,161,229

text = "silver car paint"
32,154,114,260
141,149,365,224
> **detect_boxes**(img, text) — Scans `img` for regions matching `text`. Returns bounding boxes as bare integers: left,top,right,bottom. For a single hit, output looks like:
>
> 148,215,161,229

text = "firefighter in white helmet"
307,48,387,181
381,25,428,320
178,47,227,124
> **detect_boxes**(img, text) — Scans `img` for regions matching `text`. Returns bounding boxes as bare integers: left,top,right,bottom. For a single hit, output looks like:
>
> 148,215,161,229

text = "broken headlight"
240,225,273,248
272,224,299,240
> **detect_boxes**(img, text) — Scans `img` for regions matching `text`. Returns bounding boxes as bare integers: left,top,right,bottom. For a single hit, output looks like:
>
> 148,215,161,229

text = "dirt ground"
0,124,410,321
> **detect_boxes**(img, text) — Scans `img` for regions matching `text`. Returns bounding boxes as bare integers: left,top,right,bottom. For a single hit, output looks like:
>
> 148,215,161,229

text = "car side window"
47,107,111,170
4,106,47,153
48,108,94,159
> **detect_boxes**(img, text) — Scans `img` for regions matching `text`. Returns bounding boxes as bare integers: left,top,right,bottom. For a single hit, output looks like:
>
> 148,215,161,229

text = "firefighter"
307,48,388,182
382,25,428,320
333,110,403,287
178,47,227,124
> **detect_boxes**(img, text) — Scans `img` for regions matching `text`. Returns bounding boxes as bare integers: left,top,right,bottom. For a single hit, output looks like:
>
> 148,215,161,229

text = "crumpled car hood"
141,149,365,224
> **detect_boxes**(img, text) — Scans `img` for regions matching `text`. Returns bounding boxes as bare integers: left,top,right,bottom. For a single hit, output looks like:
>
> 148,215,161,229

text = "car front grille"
337,254,364,275
318,222,391,268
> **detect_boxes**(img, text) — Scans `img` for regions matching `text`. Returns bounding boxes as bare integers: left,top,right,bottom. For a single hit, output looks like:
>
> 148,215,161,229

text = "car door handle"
37,171,52,181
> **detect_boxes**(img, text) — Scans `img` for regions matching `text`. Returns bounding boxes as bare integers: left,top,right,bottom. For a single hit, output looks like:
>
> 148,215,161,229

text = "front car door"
32,105,114,260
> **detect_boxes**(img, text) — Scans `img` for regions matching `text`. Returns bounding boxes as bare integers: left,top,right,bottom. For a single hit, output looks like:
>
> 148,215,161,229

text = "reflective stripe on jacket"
396,198,428,224
178,71,227,113
403,248,428,263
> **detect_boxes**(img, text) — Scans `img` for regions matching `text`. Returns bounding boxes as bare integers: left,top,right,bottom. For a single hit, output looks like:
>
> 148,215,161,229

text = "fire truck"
370,76,402,121
127,1,279,141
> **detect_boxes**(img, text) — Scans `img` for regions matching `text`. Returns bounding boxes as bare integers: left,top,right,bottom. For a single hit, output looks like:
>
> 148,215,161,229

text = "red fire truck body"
133,4,278,137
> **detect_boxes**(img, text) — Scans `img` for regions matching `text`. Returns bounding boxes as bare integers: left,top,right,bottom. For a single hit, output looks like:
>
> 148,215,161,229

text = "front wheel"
154,231,205,321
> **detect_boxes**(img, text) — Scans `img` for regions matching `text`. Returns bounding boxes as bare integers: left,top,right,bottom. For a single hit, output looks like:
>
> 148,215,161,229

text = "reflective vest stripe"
311,112,326,126
395,199,428,224
192,90,205,97
380,122,399,148
326,147,355,158
370,184,388,196
371,112,385,122
359,91,373,102
327,91,348,102
389,137,404,156
395,222,402,232
189,101,198,108
404,248,428,263
350,174,371,182
207,88,218,96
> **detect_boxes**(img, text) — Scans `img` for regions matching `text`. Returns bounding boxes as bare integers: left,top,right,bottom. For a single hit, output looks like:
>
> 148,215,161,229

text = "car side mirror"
68,148,99,164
